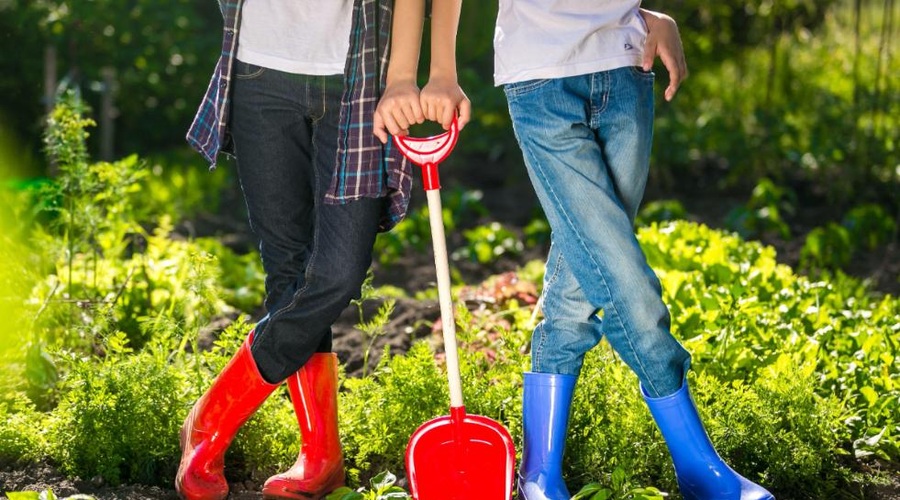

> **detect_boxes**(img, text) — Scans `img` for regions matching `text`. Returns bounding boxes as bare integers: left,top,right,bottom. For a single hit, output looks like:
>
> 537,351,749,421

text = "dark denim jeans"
230,60,382,383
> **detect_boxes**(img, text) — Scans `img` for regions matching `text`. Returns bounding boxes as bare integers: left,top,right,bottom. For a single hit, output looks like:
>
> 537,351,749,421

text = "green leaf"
6,492,41,500
592,489,613,500
572,483,604,500
325,488,364,500
611,467,626,490
370,470,397,490
380,491,411,500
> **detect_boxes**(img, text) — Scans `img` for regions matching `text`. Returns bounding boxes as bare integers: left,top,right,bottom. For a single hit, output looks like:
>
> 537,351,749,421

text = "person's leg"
248,73,382,383
531,243,604,376
240,74,377,498
177,62,311,500
505,71,689,397
518,244,599,499
176,331,277,500
642,382,774,500
598,67,772,499
263,353,345,499
505,69,687,500
230,62,317,319
507,67,771,500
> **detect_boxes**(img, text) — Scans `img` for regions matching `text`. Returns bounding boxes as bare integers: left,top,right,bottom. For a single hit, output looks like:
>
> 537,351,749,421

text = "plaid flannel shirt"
186,0,411,231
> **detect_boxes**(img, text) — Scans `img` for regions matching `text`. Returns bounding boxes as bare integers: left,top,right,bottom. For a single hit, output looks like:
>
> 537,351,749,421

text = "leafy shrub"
799,202,899,272
725,178,794,239
0,393,49,465
338,343,449,484
327,470,411,500
30,216,233,353
374,188,489,266
452,222,523,264
373,204,431,266
46,335,187,486
523,217,551,247
654,3,898,205
341,220,895,495
193,237,265,313
690,363,851,497
800,222,853,270
841,204,897,251
143,149,234,222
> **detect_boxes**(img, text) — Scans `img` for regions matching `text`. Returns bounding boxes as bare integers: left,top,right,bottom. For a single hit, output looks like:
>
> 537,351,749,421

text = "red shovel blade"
406,406,515,500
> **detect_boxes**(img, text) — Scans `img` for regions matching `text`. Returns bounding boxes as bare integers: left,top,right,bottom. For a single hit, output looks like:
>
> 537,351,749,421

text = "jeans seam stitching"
534,249,564,370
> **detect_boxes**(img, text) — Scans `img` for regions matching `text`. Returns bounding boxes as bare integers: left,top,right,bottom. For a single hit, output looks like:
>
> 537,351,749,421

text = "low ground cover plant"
2,88,898,500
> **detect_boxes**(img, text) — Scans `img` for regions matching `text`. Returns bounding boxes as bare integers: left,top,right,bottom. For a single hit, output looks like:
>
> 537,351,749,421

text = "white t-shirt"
237,0,353,75
493,0,647,86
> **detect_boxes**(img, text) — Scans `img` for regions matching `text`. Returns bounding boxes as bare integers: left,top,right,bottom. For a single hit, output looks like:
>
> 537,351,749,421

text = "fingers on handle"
456,99,472,130
373,112,388,143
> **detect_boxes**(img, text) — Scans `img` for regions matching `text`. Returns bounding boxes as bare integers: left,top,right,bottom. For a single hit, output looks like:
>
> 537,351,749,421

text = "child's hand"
374,80,426,144
640,9,688,102
421,76,472,131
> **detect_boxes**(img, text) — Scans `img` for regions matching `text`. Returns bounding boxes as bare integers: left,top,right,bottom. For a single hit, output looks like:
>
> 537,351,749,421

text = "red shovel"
394,119,515,500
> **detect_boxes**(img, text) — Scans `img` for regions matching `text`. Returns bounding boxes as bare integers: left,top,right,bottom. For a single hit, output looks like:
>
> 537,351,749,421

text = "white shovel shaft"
426,189,464,408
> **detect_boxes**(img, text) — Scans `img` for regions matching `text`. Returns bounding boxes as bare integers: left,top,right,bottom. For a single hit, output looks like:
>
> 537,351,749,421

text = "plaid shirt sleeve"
325,0,412,232
185,0,242,169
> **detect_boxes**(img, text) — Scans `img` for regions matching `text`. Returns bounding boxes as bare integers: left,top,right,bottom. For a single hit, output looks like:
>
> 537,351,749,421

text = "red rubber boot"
262,353,345,499
175,332,279,500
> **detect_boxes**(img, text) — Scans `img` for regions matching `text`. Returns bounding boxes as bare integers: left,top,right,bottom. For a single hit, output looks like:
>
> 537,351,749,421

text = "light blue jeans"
504,67,690,398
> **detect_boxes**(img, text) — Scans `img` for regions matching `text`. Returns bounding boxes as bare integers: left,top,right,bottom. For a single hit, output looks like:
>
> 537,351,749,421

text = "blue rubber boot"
518,372,577,500
642,381,775,500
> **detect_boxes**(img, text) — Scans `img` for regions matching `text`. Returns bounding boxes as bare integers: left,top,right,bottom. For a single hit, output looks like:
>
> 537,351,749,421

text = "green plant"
5,489,96,500
841,203,897,251
523,216,551,247
194,237,265,313
799,222,853,270
326,471,410,500
0,393,50,465
46,334,187,486
452,222,523,264
338,343,449,485
142,149,234,221
352,272,398,377
373,188,489,266
572,467,667,500
373,204,431,266
724,178,794,239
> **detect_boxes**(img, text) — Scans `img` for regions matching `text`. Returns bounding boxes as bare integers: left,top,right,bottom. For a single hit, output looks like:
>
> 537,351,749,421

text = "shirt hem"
494,53,643,86
236,49,346,76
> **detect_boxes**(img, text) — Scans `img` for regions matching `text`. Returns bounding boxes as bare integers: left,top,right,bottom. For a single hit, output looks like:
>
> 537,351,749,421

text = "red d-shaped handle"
393,118,459,191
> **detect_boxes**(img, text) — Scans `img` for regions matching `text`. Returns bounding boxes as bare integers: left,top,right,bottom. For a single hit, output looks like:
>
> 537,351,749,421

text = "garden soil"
2,155,898,499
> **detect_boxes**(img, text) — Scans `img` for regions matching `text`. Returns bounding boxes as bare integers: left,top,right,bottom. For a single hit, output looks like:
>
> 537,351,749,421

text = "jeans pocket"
628,66,655,81
503,78,553,99
234,59,267,80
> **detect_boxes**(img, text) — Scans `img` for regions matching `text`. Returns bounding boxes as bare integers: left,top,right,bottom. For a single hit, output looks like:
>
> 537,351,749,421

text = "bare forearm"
429,0,462,81
387,0,426,85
